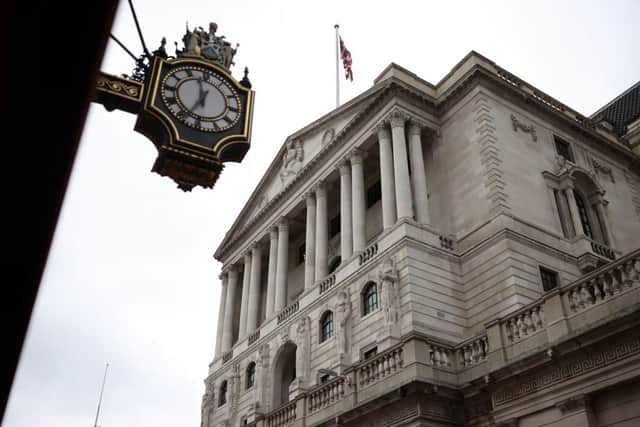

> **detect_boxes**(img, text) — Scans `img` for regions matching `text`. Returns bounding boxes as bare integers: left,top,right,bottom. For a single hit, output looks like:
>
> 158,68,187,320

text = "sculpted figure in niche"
295,317,311,382
280,139,304,183
379,257,400,327
555,154,572,175
336,290,352,357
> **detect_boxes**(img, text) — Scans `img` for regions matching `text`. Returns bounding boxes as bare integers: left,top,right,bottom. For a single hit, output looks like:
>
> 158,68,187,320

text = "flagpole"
334,24,340,108
94,363,110,427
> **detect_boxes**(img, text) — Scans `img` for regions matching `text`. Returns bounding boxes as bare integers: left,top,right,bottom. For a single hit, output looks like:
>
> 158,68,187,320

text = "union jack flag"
339,36,353,81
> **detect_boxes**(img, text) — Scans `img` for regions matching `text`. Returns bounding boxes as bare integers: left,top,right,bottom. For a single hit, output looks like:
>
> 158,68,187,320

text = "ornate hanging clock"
94,22,254,191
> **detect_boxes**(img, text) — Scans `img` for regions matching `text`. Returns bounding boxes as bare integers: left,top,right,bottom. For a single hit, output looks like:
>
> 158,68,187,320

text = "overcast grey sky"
3,1,639,427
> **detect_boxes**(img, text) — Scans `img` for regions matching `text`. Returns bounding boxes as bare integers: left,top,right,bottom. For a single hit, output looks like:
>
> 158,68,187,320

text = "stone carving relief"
322,128,335,146
379,257,401,334
554,154,573,175
336,289,352,362
510,113,537,142
256,343,270,411
280,139,304,185
201,378,215,427
590,156,615,183
280,326,290,344
295,316,311,384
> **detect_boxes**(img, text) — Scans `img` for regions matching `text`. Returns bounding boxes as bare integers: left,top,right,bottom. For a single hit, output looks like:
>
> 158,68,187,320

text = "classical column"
214,272,228,358
238,252,252,338
594,199,615,248
565,187,584,237
351,148,366,252
265,228,278,318
304,192,316,289
339,159,353,261
274,219,289,311
408,122,430,224
246,243,263,332
390,111,414,220
221,266,239,352
315,182,329,280
377,123,397,229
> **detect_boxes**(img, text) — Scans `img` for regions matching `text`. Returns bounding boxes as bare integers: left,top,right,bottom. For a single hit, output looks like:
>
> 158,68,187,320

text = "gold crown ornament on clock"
95,19,254,191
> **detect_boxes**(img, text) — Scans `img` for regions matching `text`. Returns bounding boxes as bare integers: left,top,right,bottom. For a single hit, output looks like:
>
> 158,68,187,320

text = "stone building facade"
201,51,640,427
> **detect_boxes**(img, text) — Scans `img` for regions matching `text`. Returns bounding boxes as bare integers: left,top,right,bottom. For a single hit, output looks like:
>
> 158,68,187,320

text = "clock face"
161,66,241,132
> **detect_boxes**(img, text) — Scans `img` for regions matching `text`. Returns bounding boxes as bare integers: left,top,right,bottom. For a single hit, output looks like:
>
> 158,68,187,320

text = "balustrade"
277,301,299,324
428,344,452,367
565,253,640,314
307,376,348,413
222,350,233,363
265,400,297,427
503,304,545,343
248,329,260,345
457,335,488,368
358,242,378,266
591,241,616,260
358,346,403,387
319,274,336,294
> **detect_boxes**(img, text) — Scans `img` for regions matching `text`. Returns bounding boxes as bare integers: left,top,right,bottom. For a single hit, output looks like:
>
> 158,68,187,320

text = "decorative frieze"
279,139,304,184
493,329,640,406
510,113,537,142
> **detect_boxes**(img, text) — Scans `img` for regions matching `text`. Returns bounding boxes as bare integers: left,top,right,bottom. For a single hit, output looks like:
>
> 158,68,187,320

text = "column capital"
349,147,364,165
243,251,252,261
218,271,227,281
314,181,327,195
270,226,279,239
389,109,409,128
251,241,264,253
338,158,351,175
407,121,422,137
278,217,289,229
226,264,239,274
374,122,391,140
304,190,316,204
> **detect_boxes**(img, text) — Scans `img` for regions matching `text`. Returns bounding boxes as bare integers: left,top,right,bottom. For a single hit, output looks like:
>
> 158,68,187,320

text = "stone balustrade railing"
248,329,261,345
319,274,336,294
357,345,403,387
222,350,233,364
264,399,298,427
457,335,488,368
503,303,545,343
564,251,640,315
307,376,348,414
591,240,616,260
277,301,300,324
358,242,378,266
428,343,453,368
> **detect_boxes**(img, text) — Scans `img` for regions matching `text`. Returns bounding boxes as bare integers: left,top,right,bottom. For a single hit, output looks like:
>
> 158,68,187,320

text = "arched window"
362,282,378,316
246,362,256,389
218,380,228,406
574,190,594,239
320,311,334,342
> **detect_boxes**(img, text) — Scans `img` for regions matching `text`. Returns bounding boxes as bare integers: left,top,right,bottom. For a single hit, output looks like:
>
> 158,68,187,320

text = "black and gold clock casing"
133,56,254,190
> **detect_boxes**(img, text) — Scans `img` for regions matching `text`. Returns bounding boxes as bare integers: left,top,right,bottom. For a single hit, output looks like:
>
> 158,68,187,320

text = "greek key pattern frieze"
493,331,640,406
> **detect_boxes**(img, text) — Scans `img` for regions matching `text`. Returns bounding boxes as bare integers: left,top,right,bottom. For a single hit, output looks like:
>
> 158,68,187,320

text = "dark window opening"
219,381,228,406
246,362,256,389
320,311,334,342
554,137,574,162
574,190,594,239
366,180,382,208
298,243,305,264
540,267,559,291
364,347,378,360
320,374,330,384
330,214,340,238
328,256,341,274
362,282,378,315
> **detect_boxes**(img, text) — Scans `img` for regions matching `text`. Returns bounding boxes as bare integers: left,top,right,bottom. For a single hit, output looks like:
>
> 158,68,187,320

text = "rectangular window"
330,214,340,238
554,136,574,162
363,347,378,360
298,243,305,264
539,267,559,291
366,180,382,208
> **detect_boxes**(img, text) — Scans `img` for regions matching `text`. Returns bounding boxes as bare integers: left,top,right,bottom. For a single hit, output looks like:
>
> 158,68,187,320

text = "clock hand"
199,90,209,107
